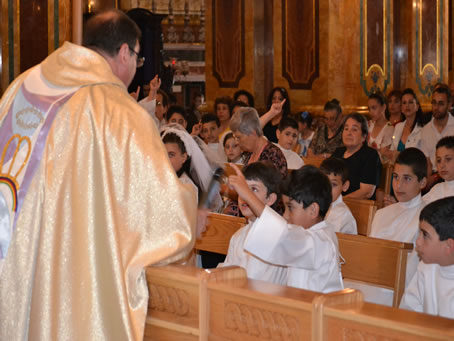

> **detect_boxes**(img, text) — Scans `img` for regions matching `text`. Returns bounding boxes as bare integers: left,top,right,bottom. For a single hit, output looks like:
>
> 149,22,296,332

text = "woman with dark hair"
382,88,425,162
233,89,255,107
332,113,381,199
307,99,344,158
260,87,291,143
386,89,405,126
367,91,394,151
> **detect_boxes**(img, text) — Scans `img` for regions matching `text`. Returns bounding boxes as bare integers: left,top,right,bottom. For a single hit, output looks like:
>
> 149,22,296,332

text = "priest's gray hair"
229,107,263,137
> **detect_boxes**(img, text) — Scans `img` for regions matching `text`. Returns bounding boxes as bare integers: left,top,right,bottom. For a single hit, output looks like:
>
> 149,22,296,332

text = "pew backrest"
302,156,324,168
336,232,413,307
343,198,377,236
195,213,246,255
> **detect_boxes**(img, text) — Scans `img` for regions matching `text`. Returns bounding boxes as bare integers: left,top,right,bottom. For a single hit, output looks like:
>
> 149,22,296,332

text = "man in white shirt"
420,85,454,173
400,197,454,319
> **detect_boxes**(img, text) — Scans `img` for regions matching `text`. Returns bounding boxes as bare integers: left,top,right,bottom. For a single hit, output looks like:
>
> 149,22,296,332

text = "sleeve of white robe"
244,206,333,270
399,263,425,312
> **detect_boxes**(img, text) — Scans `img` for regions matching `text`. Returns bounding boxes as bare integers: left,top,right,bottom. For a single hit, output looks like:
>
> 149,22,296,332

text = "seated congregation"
138,80,454,322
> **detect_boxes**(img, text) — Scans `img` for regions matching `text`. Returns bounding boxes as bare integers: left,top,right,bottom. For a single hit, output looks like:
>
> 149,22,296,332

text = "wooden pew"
337,233,413,308
378,162,394,196
195,213,247,255
195,213,411,308
302,156,324,168
343,197,377,236
313,291,454,341
144,265,247,340
145,265,454,341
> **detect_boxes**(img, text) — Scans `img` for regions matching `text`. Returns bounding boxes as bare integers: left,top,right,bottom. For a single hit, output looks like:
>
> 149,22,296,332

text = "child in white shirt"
219,162,287,285
320,157,357,234
424,136,454,203
400,196,454,319
360,148,428,306
200,113,221,153
274,117,304,170
228,165,343,292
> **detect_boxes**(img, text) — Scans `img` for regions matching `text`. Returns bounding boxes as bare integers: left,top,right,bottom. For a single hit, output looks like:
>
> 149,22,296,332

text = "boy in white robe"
320,157,357,234
229,165,343,293
400,197,454,319
219,162,287,285
354,148,428,306
274,117,304,170
424,136,454,203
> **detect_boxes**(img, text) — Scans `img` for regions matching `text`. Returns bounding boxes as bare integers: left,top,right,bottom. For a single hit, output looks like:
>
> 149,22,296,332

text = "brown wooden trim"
211,0,245,88
281,0,319,89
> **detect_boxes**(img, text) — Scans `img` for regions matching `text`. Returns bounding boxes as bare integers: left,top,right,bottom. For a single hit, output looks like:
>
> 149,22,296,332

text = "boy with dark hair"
424,136,454,203
275,117,304,169
356,148,427,306
219,162,287,285
320,158,357,234
400,196,454,318
229,165,343,292
200,113,221,145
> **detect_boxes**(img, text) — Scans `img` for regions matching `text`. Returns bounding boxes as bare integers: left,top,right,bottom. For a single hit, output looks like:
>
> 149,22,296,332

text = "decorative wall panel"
1,0,71,92
282,0,319,89
212,0,244,87
416,0,443,96
360,0,391,96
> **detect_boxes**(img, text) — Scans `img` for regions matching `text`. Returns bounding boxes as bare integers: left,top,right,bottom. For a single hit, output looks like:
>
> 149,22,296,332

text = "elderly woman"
332,113,381,200
230,107,287,178
307,99,344,158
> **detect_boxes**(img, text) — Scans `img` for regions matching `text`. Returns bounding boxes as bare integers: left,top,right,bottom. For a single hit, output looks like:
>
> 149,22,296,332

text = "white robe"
346,194,424,306
244,206,343,292
274,143,304,170
219,221,288,285
325,195,357,234
423,180,454,204
400,262,454,319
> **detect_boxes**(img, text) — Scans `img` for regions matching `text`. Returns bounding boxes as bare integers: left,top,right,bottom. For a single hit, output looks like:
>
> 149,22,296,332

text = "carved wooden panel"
20,0,49,73
212,0,245,87
416,0,443,96
360,0,391,96
282,0,319,89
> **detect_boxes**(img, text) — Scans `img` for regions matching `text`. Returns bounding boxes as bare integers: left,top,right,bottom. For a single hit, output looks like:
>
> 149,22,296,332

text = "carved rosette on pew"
415,0,445,99
359,0,392,96
281,0,319,90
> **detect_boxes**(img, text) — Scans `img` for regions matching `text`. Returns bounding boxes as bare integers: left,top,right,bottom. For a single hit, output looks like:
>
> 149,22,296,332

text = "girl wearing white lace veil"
161,123,222,211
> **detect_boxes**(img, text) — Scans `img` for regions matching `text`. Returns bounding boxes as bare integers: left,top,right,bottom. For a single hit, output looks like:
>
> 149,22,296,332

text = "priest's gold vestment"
0,42,196,340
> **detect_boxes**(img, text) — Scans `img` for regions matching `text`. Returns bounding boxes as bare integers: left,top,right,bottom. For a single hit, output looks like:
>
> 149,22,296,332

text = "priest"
0,9,196,340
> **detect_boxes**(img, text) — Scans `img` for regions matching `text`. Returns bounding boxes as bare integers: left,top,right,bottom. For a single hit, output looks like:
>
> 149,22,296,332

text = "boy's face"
201,121,220,144
415,220,451,265
155,93,168,121
326,173,349,202
238,179,276,221
276,127,298,150
436,146,454,181
216,103,230,122
282,195,317,229
392,164,426,202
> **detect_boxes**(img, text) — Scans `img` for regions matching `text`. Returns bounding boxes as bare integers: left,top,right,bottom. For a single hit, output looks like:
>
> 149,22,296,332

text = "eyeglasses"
129,47,145,68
